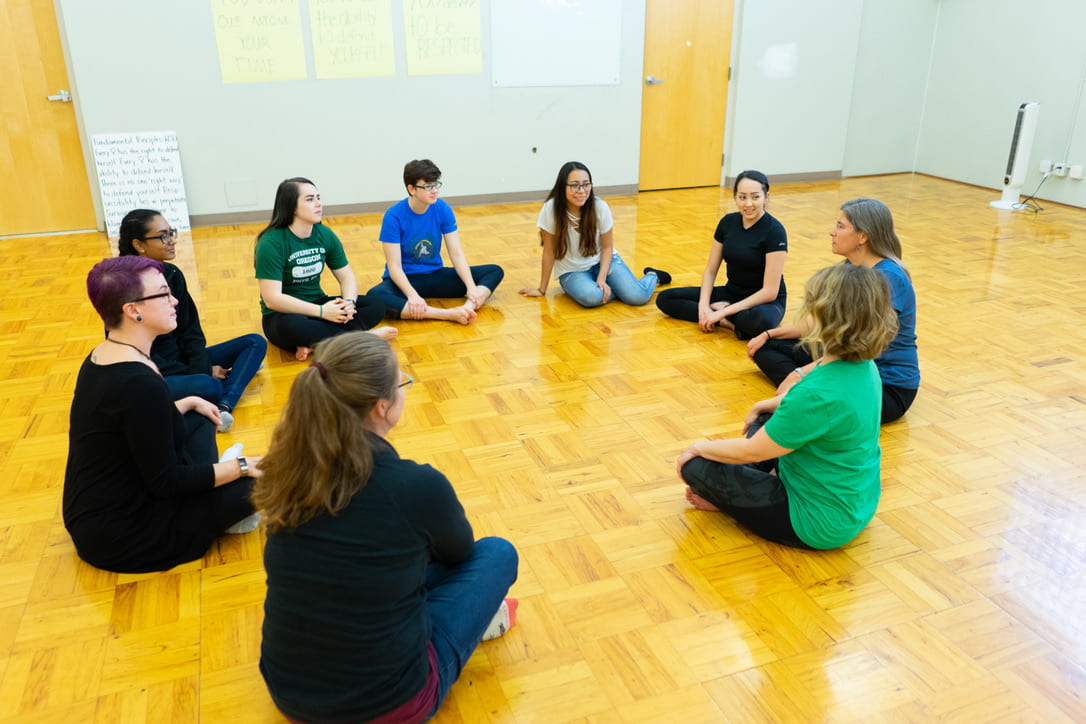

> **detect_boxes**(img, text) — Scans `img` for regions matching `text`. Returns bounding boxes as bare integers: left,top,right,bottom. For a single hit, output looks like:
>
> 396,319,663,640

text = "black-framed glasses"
130,291,173,303
414,182,442,192
142,228,179,243
566,182,592,191
398,372,414,391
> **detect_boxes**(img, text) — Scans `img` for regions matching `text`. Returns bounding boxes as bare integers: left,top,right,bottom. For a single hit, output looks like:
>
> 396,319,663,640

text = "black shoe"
644,267,672,285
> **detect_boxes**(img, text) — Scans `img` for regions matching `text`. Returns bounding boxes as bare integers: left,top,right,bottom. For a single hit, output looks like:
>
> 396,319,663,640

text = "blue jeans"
164,333,267,410
558,253,658,307
426,536,518,714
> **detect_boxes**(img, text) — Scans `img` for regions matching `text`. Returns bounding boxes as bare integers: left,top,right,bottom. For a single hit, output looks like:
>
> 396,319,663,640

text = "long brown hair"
256,177,316,242
544,161,599,260
798,264,897,362
252,332,399,531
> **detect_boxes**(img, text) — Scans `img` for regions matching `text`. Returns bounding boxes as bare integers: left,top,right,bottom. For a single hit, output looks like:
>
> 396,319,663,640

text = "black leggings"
262,295,386,352
655,285,784,340
679,414,811,549
367,265,505,318
752,339,917,424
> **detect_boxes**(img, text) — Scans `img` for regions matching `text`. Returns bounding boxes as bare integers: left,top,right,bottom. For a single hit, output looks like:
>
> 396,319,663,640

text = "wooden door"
638,0,733,191
1,0,96,235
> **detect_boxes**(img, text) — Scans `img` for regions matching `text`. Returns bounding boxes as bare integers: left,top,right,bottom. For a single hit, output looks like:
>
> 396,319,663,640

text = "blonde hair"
798,264,897,361
252,332,399,531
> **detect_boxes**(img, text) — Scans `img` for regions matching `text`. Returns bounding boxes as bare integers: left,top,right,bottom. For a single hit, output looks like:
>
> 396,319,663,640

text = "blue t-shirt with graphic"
379,198,457,277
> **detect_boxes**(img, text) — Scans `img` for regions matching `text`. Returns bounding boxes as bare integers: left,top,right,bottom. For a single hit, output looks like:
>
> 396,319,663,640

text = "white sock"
219,443,243,463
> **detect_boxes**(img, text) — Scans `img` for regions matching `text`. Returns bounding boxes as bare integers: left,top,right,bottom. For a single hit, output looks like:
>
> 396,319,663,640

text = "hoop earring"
136,315,143,322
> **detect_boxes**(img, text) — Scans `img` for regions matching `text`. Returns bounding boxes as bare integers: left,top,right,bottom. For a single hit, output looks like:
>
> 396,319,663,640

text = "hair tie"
310,360,327,379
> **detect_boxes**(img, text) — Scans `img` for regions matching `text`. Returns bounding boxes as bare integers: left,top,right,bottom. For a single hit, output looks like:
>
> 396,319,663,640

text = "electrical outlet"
1053,162,1069,177
1040,159,1053,174
1071,165,1084,180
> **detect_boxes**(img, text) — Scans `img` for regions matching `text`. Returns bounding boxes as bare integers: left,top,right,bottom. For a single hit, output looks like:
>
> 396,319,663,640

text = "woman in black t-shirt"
656,169,788,339
63,256,261,573
254,332,518,724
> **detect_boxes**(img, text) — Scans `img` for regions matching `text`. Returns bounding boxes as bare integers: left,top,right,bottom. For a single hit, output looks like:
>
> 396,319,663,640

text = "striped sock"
481,598,518,641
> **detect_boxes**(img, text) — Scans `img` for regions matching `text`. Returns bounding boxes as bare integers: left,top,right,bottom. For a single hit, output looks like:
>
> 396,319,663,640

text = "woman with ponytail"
254,332,518,724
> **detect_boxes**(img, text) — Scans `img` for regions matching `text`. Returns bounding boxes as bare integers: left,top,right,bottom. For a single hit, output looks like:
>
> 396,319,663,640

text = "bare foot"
370,326,398,340
295,346,311,361
685,486,721,512
449,304,476,325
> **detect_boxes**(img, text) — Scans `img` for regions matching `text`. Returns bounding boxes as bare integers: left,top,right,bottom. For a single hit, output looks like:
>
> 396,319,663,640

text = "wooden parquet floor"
1,174,1085,723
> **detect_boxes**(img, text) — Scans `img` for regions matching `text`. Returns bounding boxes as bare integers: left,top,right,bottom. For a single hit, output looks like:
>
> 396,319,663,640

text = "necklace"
106,336,153,362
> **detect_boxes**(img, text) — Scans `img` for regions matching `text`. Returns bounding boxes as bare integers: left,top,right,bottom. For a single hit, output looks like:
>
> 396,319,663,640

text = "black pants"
680,413,811,549
752,339,917,424
655,285,784,340
262,295,386,352
367,265,505,317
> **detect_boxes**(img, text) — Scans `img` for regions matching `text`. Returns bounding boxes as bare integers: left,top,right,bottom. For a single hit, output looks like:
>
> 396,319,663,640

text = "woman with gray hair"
747,198,919,423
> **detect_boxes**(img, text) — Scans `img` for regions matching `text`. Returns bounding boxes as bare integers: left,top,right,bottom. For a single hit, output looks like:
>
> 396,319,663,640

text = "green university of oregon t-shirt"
254,225,348,315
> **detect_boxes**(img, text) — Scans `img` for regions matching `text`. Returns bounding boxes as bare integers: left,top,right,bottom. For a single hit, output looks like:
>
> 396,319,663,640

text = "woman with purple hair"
63,256,262,573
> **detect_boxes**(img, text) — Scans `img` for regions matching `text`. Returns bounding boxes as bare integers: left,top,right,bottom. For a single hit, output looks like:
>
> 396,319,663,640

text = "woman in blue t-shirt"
656,170,788,339
748,197,920,423
677,264,898,550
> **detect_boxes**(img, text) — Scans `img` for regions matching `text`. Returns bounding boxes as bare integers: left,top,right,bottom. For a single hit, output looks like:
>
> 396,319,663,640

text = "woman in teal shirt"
677,264,898,549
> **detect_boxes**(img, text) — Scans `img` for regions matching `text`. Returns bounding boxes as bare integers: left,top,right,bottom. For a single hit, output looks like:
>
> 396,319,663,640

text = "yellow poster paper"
403,0,482,76
211,0,307,83
311,0,395,78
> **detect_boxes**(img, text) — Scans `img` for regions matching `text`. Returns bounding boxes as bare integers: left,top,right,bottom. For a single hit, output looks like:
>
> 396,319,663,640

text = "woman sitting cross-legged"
255,177,396,361
747,197,919,424
118,208,267,432
655,169,787,339
519,161,669,307
64,256,262,574
254,332,519,724
677,263,897,550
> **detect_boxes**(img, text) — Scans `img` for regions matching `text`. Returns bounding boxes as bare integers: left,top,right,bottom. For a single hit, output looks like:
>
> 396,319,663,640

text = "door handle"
645,75,664,86
47,90,73,102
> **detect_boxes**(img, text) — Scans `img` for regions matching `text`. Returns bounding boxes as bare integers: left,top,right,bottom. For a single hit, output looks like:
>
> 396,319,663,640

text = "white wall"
843,0,939,177
57,0,647,220
916,0,1086,208
55,0,1086,220
725,0,863,180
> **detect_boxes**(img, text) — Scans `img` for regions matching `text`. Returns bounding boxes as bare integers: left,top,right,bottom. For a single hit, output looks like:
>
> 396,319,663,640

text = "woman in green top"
255,177,396,361
676,264,897,549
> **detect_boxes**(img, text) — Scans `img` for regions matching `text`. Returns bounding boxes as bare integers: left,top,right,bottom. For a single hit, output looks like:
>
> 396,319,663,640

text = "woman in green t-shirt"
255,177,396,361
676,264,898,549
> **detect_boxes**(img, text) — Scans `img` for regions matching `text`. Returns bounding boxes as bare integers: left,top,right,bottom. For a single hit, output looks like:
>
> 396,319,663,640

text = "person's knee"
243,333,268,354
475,537,519,585
679,456,712,487
483,265,505,286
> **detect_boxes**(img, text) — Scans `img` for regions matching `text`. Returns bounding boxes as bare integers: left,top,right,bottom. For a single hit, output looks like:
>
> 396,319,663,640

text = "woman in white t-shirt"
519,162,669,307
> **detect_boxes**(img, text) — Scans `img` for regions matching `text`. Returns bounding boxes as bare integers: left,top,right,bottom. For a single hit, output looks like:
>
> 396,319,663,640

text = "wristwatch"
237,456,249,476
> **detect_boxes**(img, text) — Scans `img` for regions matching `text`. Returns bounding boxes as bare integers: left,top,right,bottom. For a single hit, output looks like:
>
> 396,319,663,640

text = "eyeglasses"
414,182,442,192
398,372,414,391
130,291,174,303
141,228,179,243
566,182,592,191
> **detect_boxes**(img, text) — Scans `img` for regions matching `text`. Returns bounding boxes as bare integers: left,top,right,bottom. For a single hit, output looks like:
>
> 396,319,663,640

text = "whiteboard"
91,131,192,239
491,0,622,87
